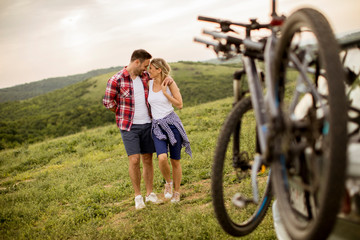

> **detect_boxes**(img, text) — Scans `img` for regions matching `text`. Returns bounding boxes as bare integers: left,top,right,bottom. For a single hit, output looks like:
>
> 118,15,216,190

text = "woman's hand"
162,80,183,110
161,80,168,93
163,76,174,86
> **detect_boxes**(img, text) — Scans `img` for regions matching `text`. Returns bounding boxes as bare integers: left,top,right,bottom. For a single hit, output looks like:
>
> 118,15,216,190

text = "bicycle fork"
231,62,268,208
232,154,264,207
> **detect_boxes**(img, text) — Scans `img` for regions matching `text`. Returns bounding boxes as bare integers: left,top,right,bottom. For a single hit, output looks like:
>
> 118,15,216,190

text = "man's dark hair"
130,49,152,63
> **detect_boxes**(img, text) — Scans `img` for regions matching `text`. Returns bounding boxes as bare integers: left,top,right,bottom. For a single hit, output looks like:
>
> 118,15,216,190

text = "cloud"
1,0,360,88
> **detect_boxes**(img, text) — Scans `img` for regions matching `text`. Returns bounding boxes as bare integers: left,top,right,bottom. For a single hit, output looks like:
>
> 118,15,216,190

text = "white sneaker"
135,195,145,210
145,192,163,204
164,182,173,199
171,192,180,203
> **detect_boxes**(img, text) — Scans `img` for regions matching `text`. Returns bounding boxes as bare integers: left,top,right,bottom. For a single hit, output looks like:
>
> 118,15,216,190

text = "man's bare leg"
128,154,141,196
141,153,154,196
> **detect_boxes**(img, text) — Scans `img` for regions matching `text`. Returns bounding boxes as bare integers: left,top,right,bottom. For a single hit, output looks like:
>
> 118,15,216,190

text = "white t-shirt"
132,76,151,124
148,80,174,120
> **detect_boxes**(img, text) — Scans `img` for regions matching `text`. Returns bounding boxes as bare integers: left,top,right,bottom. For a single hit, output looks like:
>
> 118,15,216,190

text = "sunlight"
61,14,82,27
59,11,88,48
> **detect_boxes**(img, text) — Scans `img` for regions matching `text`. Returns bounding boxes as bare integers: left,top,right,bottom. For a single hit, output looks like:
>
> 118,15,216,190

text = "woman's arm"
161,80,183,109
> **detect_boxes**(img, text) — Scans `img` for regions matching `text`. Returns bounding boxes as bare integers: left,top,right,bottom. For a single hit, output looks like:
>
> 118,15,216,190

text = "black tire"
212,97,272,237
272,8,348,240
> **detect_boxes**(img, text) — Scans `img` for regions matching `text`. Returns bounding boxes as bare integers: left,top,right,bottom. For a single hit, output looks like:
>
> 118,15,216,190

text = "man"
103,49,162,209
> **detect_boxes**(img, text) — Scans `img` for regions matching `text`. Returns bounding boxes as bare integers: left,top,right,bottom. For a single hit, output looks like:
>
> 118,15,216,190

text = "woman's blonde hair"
150,58,171,81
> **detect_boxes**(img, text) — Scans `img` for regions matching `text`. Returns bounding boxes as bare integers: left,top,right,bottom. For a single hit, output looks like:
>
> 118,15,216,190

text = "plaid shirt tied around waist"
103,68,151,131
152,111,192,158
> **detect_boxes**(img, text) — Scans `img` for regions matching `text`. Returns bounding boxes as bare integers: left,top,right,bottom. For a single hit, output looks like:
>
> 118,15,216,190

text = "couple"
103,49,192,209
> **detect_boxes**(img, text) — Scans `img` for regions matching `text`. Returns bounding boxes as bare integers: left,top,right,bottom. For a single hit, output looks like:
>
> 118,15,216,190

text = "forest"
0,61,240,150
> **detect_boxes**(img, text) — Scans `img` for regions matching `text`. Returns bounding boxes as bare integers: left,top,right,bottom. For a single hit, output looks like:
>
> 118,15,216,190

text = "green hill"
0,66,121,103
0,61,240,150
0,97,276,239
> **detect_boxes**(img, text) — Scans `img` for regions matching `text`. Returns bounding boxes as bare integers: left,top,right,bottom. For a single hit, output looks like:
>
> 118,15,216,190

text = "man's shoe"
135,195,146,210
171,192,180,203
164,182,173,199
145,192,163,204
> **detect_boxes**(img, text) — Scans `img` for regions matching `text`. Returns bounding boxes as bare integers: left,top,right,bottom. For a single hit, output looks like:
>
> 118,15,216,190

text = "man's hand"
110,106,116,113
163,76,174,86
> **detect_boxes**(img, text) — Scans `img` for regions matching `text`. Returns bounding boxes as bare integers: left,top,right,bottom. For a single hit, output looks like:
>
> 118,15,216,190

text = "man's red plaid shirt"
103,67,151,131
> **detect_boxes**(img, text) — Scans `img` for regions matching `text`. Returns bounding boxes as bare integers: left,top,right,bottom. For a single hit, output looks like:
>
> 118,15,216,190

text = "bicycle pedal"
232,193,255,208
260,165,266,174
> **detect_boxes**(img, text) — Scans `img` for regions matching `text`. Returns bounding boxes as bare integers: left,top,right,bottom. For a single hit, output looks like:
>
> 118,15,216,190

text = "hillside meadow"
0,67,120,103
0,61,240,150
0,97,276,239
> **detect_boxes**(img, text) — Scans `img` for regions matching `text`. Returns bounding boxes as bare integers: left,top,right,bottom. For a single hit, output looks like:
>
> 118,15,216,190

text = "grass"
0,97,276,239
0,61,238,149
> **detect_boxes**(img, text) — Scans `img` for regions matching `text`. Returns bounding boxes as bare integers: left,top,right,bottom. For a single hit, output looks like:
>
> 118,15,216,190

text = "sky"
1,0,360,89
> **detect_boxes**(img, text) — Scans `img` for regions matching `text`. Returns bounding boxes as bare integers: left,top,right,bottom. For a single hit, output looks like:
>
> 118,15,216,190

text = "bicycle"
194,0,349,239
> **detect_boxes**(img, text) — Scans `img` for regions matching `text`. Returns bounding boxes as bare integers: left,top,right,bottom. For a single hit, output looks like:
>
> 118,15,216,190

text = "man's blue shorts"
120,123,156,156
152,124,183,160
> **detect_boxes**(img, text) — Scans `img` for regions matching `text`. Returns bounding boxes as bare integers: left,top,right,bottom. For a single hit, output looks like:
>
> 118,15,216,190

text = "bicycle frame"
195,0,360,238
244,32,279,156
195,0,283,160
243,56,268,153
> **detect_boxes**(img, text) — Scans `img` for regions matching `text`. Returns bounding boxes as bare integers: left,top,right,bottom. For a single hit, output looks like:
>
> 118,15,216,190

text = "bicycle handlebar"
193,37,219,48
196,13,271,59
198,15,270,31
193,36,237,59
198,16,225,24
203,29,243,45
201,29,265,52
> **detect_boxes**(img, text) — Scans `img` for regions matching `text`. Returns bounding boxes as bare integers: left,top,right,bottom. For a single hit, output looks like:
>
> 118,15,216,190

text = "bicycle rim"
272,8,347,240
212,97,272,237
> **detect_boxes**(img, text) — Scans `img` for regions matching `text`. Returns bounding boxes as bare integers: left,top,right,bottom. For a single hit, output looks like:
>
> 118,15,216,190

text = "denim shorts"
152,124,183,160
120,123,155,156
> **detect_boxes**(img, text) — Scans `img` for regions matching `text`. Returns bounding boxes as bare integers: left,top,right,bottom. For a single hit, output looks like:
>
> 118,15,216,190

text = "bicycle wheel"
271,8,348,240
212,97,272,237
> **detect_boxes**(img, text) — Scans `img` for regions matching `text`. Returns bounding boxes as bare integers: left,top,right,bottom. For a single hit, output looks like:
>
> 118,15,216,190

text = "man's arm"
103,76,118,112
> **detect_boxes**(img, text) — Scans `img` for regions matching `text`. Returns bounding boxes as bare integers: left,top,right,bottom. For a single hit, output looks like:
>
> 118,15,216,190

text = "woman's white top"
148,80,174,120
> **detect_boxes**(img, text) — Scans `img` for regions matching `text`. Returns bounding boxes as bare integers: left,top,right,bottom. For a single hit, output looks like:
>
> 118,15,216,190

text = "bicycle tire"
272,8,347,240
212,97,272,237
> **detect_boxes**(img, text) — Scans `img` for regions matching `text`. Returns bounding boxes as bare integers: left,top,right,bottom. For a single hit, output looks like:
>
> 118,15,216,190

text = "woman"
148,58,192,203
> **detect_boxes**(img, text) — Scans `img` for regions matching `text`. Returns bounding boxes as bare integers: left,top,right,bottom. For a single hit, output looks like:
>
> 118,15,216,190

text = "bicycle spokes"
272,8,347,240
212,97,272,236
